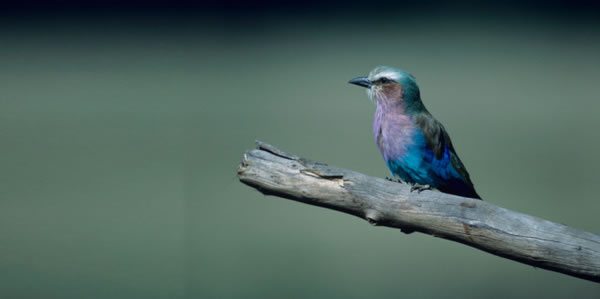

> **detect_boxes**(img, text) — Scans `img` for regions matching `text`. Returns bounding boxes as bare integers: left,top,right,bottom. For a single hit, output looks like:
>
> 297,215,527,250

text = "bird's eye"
378,77,391,84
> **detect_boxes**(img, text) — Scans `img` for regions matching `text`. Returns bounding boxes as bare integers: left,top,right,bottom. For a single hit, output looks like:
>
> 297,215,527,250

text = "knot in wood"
365,209,383,226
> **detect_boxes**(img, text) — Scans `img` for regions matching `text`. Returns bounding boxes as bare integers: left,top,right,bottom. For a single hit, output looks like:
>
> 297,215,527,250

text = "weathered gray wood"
237,141,600,283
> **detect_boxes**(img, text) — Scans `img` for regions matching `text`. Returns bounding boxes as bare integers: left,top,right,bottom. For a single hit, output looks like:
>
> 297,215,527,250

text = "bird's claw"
410,184,431,193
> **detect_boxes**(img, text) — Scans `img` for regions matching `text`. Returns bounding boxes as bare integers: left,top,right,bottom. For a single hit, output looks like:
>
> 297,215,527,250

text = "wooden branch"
237,141,600,283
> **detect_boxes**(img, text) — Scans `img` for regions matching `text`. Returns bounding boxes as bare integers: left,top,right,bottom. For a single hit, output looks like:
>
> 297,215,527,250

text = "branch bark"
237,141,600,283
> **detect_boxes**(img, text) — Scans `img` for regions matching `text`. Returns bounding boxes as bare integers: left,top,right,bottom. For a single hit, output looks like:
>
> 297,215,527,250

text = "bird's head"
349,66,423,110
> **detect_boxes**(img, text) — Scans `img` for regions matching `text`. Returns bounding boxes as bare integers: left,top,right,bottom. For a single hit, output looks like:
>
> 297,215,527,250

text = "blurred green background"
1,4,600,298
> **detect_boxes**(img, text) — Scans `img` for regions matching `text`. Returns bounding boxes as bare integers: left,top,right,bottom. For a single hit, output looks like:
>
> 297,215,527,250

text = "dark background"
1,1,600,298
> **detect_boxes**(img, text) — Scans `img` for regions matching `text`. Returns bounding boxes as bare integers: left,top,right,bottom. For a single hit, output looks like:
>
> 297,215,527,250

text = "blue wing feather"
387,112,481,199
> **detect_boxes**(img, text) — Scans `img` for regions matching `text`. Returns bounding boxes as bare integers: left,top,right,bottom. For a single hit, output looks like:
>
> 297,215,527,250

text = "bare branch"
237,141,600,283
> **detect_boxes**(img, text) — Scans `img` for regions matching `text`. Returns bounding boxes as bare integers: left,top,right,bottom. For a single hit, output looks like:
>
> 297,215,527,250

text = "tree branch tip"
236,153,250,176
255,140,299,161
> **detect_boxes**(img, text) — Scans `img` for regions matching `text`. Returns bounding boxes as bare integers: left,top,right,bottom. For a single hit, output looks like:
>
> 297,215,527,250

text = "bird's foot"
410,183,431,193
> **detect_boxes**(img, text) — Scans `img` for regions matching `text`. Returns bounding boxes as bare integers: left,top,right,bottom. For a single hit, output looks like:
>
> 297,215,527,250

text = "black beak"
348,76,372,88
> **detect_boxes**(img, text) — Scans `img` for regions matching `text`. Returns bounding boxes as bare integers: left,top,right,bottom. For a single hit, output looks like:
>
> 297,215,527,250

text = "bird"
349,66,481,199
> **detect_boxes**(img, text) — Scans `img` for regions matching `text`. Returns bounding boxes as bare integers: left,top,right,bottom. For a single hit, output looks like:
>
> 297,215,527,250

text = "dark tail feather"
441,182,482,200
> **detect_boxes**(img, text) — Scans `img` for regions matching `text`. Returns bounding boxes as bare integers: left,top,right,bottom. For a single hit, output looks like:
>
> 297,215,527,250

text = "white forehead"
368,66,406,81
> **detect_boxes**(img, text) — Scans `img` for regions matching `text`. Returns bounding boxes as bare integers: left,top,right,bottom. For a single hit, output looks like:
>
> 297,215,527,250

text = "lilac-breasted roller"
349,66,481,199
